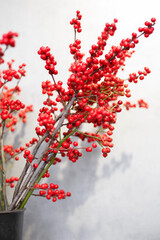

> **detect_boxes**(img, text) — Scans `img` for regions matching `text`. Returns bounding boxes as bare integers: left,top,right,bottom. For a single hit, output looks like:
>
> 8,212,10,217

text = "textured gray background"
1,0,160,239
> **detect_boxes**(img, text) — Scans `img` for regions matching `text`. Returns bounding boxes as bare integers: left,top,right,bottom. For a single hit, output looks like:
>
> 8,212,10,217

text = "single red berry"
151,17,156,23
92,143,97,148
73,141,78,147
33,163,38,169
52,197,57,202
86,147,92,152
67,192,71,197
10,183,14,188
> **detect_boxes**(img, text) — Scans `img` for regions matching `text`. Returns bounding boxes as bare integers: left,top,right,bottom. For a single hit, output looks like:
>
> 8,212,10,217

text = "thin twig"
51,74,66,107
14,153,55,209
0,121,8,210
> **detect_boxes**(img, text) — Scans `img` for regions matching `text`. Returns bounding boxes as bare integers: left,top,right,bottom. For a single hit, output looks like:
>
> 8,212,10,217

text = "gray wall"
1,0,160,239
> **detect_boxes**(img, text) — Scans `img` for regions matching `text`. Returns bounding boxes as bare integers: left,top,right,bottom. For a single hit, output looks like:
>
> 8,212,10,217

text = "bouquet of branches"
0,11,156,211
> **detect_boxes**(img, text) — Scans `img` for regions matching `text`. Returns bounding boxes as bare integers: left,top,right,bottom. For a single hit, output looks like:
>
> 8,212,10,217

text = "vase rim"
0,208,25,214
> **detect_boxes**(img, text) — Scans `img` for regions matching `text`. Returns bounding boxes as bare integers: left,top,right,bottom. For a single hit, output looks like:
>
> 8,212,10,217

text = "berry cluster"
37,46,58,75
129,67,151,83
3,138,38,163
70,10,82,33
69,39,84,60
138,18,156,37
6,176,19,188
0,31,18,47
37,107,56,131
18,105,33,123
138,99,148,108
89,19,117,59
34,183,71,202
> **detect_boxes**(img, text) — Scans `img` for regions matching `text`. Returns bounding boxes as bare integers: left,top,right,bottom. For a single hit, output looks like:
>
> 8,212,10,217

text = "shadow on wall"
23,150,132,240
102,152,132,178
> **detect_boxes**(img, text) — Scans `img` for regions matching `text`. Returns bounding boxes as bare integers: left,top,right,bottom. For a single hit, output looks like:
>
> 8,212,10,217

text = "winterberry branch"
12,132,49,203
50,74,66,107
18,125,79,209
0,13,156,210
10,92,77,210
0,121,8,210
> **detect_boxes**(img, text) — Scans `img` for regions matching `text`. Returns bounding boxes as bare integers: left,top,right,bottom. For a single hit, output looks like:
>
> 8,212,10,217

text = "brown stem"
12,132,49,201
32,193,45,197
0,121,8,210
12,152,55,209
51,74,66,107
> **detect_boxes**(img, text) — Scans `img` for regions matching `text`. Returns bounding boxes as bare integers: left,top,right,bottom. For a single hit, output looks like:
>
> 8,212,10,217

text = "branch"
51,74,66,107
18,126,79,209
0,121,8,210
12,132,49,201
9,93,77,210
90,23,155,77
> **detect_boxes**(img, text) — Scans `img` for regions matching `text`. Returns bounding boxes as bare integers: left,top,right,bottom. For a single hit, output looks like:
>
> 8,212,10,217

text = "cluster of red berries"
119,18,155,52
1,61,26,81
3,145,15,156
3,138,38,162
123,101,136,110
34,183,71,202
0,31,18,47
42,169,50,178
0,97,29,132
0,94,33,131
66,113,84,129
89,19,117,60
123,99,149,110
37,46,58,75
70,10,82,33
0,100,25,123
0,56,33,135
18,105,33,123
138,99,148,108
18,63,26,76
3,67,20,81
37,107,56,132
42,80,55,96
0,60,26,88
23,149,34,163
6,176,19,188
66,147,82,163
138,18,156,37
5,116,17,131
69,39,84,60
129,67,151,83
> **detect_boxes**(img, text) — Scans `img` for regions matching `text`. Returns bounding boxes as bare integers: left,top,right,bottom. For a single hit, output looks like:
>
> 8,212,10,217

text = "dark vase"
0,209,25,240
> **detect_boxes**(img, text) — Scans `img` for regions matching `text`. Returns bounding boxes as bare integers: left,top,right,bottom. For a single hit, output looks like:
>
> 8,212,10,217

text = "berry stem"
0,121,8,210
11,132,49,204
50,74,66,107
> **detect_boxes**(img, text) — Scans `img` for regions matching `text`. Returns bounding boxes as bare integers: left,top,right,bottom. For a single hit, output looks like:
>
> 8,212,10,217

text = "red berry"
52,197,57,202
86,147,92,152
67,192,71,197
